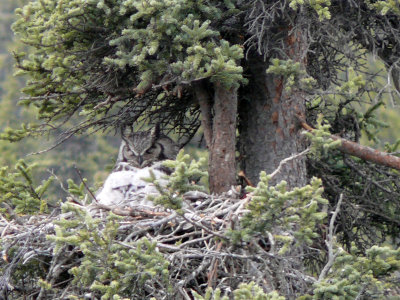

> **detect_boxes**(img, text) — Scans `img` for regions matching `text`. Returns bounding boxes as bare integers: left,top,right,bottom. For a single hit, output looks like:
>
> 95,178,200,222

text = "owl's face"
121,127,163,168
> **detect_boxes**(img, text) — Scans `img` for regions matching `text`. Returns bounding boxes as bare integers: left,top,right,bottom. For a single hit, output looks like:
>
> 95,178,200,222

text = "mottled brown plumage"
116,124,179,169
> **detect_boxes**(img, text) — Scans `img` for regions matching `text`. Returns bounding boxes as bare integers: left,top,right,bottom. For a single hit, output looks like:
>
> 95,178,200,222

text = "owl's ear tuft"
150,123,161,139
121,123,134,141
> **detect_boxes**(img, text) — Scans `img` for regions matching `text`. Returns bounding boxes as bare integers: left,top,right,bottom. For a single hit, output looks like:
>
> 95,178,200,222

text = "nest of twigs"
0,187,311,300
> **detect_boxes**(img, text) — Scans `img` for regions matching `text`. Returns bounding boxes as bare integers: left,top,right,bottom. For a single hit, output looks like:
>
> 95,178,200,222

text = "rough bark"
209,84,238,193
239,25,308,189
194,82,238,194
193,82,213,148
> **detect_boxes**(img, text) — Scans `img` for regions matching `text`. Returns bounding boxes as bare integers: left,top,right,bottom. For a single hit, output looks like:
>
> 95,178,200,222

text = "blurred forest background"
0,0,120,199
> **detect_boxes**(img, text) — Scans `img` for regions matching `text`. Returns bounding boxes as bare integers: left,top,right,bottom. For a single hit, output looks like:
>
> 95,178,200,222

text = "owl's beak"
138,155,144,166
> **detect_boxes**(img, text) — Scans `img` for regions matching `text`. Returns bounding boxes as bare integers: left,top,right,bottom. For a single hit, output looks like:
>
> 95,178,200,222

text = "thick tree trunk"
194,82,238,194
239,28,308,189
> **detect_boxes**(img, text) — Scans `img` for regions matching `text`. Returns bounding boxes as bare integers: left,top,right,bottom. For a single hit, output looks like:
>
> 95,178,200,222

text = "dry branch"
299,118,400,171
0,188,317,299
318,194,343,282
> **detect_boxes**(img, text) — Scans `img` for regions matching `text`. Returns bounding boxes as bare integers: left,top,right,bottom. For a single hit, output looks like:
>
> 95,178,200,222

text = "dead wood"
299,117,400,171
0,189,315,299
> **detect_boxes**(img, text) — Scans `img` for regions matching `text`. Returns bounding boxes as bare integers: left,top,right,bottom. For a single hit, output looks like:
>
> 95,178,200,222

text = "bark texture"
239,55,307,188
194,82,213,148
194,82,238,194
337,138,400,169
239,24,308,188
209,85,238,193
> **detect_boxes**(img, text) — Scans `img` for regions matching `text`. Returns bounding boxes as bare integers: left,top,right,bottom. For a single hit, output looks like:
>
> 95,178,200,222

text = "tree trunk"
194,82,238,194
239,29,308,189
208,84,238,193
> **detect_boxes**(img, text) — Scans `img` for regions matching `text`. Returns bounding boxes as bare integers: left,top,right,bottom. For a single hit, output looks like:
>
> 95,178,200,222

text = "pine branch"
298,117,400,171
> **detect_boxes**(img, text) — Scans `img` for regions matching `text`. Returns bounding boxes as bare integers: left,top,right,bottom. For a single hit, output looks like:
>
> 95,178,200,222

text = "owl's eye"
145,148,154,154
124,148,134,157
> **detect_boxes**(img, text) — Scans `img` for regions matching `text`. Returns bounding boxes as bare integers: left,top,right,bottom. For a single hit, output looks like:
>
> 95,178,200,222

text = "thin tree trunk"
194,82,213,148
209,84,238,193
194,82,238,194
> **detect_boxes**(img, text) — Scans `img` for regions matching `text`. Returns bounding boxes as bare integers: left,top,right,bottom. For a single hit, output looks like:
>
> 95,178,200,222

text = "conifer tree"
3,0,400,259
0,0,119,197
3,1,400,299
8,0,400,194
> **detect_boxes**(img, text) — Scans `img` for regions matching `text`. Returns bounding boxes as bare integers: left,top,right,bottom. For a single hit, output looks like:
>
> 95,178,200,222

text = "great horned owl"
116,124,179,169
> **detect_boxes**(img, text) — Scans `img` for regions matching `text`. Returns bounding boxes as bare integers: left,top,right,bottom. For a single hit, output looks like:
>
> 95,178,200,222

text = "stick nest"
1,188,296,299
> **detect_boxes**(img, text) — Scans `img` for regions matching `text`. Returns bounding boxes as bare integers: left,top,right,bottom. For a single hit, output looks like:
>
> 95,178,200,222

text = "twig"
238,170,255,187
269,148,310,179
180,213,228,241
73,165,97,201
26,130,76,156
318,194,344,282
123,212,177,241
207,241,223,288
93,94,122,110
178,256,212,287
355,284,367,300
179,235,213,248
0,202,24,225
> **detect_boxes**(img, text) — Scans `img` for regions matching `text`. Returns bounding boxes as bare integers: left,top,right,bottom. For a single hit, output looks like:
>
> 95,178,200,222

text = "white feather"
96,164,168,208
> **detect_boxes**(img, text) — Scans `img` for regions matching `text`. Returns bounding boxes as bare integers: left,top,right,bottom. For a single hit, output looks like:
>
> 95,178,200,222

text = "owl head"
120,124,165,168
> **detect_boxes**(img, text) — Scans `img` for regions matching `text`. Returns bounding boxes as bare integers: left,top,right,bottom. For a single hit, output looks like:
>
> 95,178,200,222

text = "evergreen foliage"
0,160,53,215
10,0,244,137
193,282,285,300
1,150,400,298
359,102,389,144
48,205,170,299
289,0,331,20
307,245,400,299
3,0,400,299
371,0,400,16
149,150,208,211
303,114,341,157
235,174,328,253
0,0,118,200
266,58,317,92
